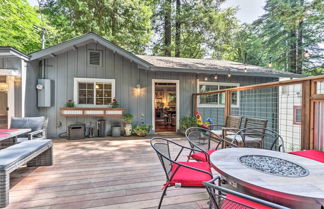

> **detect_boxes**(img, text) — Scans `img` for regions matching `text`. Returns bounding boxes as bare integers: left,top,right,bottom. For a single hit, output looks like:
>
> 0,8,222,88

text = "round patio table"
210,148,324,209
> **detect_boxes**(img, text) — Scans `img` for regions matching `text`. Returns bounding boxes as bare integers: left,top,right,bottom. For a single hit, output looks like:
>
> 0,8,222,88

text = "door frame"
152,79,180,132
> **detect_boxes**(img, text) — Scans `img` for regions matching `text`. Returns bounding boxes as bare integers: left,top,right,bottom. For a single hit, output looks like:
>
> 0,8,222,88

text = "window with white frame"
74,78,115,106
198,81,239,107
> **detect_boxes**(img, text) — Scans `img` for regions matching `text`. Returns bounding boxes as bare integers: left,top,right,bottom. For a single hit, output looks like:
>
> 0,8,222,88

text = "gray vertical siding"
25,42,279,138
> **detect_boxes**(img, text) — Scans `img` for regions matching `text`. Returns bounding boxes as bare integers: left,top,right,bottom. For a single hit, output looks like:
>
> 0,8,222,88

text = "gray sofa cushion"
0,139,52,170
10,117,46,137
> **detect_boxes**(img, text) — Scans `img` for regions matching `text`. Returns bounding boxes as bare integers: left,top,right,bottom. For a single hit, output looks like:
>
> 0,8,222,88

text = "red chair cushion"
169,162,212,187
289,150,324,163
222,194,272,209
0,129,17,133
190,149,217,162
0,133,9,137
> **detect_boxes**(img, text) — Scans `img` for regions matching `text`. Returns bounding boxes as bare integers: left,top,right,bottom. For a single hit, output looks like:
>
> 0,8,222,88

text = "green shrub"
180,116,197,130
122,113,134,124
133,125,151,136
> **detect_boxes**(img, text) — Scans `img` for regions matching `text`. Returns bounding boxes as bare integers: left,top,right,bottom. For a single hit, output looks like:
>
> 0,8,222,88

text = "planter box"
60,107,125,117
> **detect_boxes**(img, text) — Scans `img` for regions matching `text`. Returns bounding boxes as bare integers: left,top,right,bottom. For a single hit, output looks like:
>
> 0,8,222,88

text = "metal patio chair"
10,116,48,143
226,128,285,152
185,127,237,162
204,176,290,209
150,137,214,209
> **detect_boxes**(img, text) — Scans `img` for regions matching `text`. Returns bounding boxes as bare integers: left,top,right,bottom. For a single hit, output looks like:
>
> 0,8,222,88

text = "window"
198,81,239,107
293,106,302,125
88,50,102,66
74,78,115,106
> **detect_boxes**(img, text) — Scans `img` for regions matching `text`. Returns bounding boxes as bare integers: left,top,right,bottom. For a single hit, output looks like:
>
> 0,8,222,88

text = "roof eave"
150,66,304,78
0,47,29,61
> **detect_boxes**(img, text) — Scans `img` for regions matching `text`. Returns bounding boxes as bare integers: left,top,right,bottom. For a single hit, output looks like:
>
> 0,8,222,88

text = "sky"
27,0,266,24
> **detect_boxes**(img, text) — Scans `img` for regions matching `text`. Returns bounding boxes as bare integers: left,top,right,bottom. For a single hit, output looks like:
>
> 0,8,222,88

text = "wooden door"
0,92,8,128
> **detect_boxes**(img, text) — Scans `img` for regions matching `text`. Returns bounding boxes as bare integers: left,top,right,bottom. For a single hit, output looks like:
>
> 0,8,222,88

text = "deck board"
5,136,209,209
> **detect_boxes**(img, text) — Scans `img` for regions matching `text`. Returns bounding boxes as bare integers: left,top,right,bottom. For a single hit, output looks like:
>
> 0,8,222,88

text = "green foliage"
151,0,239,58
0,0,42,53
42,0,153,54
122,113,134,124
133,125,151,136
231,0,324,74
180,116,197,130
65,100,75,107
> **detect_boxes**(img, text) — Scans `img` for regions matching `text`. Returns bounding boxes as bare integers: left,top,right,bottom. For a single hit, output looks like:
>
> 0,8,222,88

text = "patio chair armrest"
208,124,225,130
222,127,239,135
205,175,221,184
28,129,46,140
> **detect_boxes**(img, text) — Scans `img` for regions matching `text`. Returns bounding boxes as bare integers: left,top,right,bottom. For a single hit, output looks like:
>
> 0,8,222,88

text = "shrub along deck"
5,136,208,209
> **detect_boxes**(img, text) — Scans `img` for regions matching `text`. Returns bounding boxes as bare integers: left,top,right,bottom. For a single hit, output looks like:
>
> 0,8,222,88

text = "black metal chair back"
234,128,285,152
204,176,290,209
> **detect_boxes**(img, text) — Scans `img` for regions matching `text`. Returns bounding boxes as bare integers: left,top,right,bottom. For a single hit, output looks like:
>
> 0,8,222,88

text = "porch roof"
0,47,29,61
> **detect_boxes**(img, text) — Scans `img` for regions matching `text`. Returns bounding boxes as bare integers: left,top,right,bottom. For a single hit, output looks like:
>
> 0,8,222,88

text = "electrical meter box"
37,79,54,107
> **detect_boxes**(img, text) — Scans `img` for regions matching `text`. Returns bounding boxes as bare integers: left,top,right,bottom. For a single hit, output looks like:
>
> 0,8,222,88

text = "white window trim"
73,77,115,107
88,50,103,67
197,80,240,108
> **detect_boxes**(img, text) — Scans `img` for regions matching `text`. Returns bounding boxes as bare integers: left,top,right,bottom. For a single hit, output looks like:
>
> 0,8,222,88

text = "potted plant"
133,125,151,137
111,98,119,108
180,116,197,135
122,113,134,136
66,100,75,108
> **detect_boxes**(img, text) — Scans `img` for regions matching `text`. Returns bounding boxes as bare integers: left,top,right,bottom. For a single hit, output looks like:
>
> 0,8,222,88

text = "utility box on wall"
37,79,54,107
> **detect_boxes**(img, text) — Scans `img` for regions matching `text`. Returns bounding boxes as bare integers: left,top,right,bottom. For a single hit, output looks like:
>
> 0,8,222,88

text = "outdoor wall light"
214,75,218,80
268,62,272,68
244,68,247,73
0,83,8,92
227,72,232,78
204,77,208,81
304,50,310,58
135,84,141,96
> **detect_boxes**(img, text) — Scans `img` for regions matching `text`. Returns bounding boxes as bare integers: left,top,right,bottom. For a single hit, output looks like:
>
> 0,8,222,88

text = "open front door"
152,80,179,133
0,91,8,128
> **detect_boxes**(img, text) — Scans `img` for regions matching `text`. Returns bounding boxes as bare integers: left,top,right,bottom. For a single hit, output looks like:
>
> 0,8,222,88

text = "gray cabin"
0,33,299,138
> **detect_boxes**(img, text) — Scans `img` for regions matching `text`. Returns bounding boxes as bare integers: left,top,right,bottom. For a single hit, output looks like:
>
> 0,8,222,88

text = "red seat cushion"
190,149,217,162
289,150,324,163
222,194,272,209
0,133,9,137
0,129,17,133
169,162,212,187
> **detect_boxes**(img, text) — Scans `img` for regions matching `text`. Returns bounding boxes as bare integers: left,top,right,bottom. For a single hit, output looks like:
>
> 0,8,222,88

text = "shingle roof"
137,55,301,78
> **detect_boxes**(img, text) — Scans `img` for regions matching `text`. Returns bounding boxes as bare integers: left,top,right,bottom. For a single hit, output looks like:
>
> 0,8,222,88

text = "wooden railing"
193,75,324,151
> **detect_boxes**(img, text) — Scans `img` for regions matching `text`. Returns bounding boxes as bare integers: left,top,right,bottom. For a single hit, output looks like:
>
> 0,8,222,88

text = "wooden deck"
5,136,209,209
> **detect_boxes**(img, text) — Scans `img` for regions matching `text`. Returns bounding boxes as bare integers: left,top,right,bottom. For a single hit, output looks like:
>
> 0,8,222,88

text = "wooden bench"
0,139,53,207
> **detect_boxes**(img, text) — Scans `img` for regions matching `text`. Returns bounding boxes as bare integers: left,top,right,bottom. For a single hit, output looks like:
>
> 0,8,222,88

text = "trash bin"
97,119,106,137
112,126,121,137
68,124,85,139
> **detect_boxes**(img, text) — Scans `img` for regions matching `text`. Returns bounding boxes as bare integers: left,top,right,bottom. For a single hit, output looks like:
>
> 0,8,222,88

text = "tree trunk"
175,0,181,57
164,0,172,56
288,0,298,73
296,0,304,74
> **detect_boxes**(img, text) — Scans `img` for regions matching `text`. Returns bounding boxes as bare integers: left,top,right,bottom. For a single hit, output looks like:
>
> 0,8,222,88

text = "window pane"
96,98,103,105
200,85,218,104
219,86,237,105
79,83,86,90
104,98,111,105
78,82,94,104
79,98,86,104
